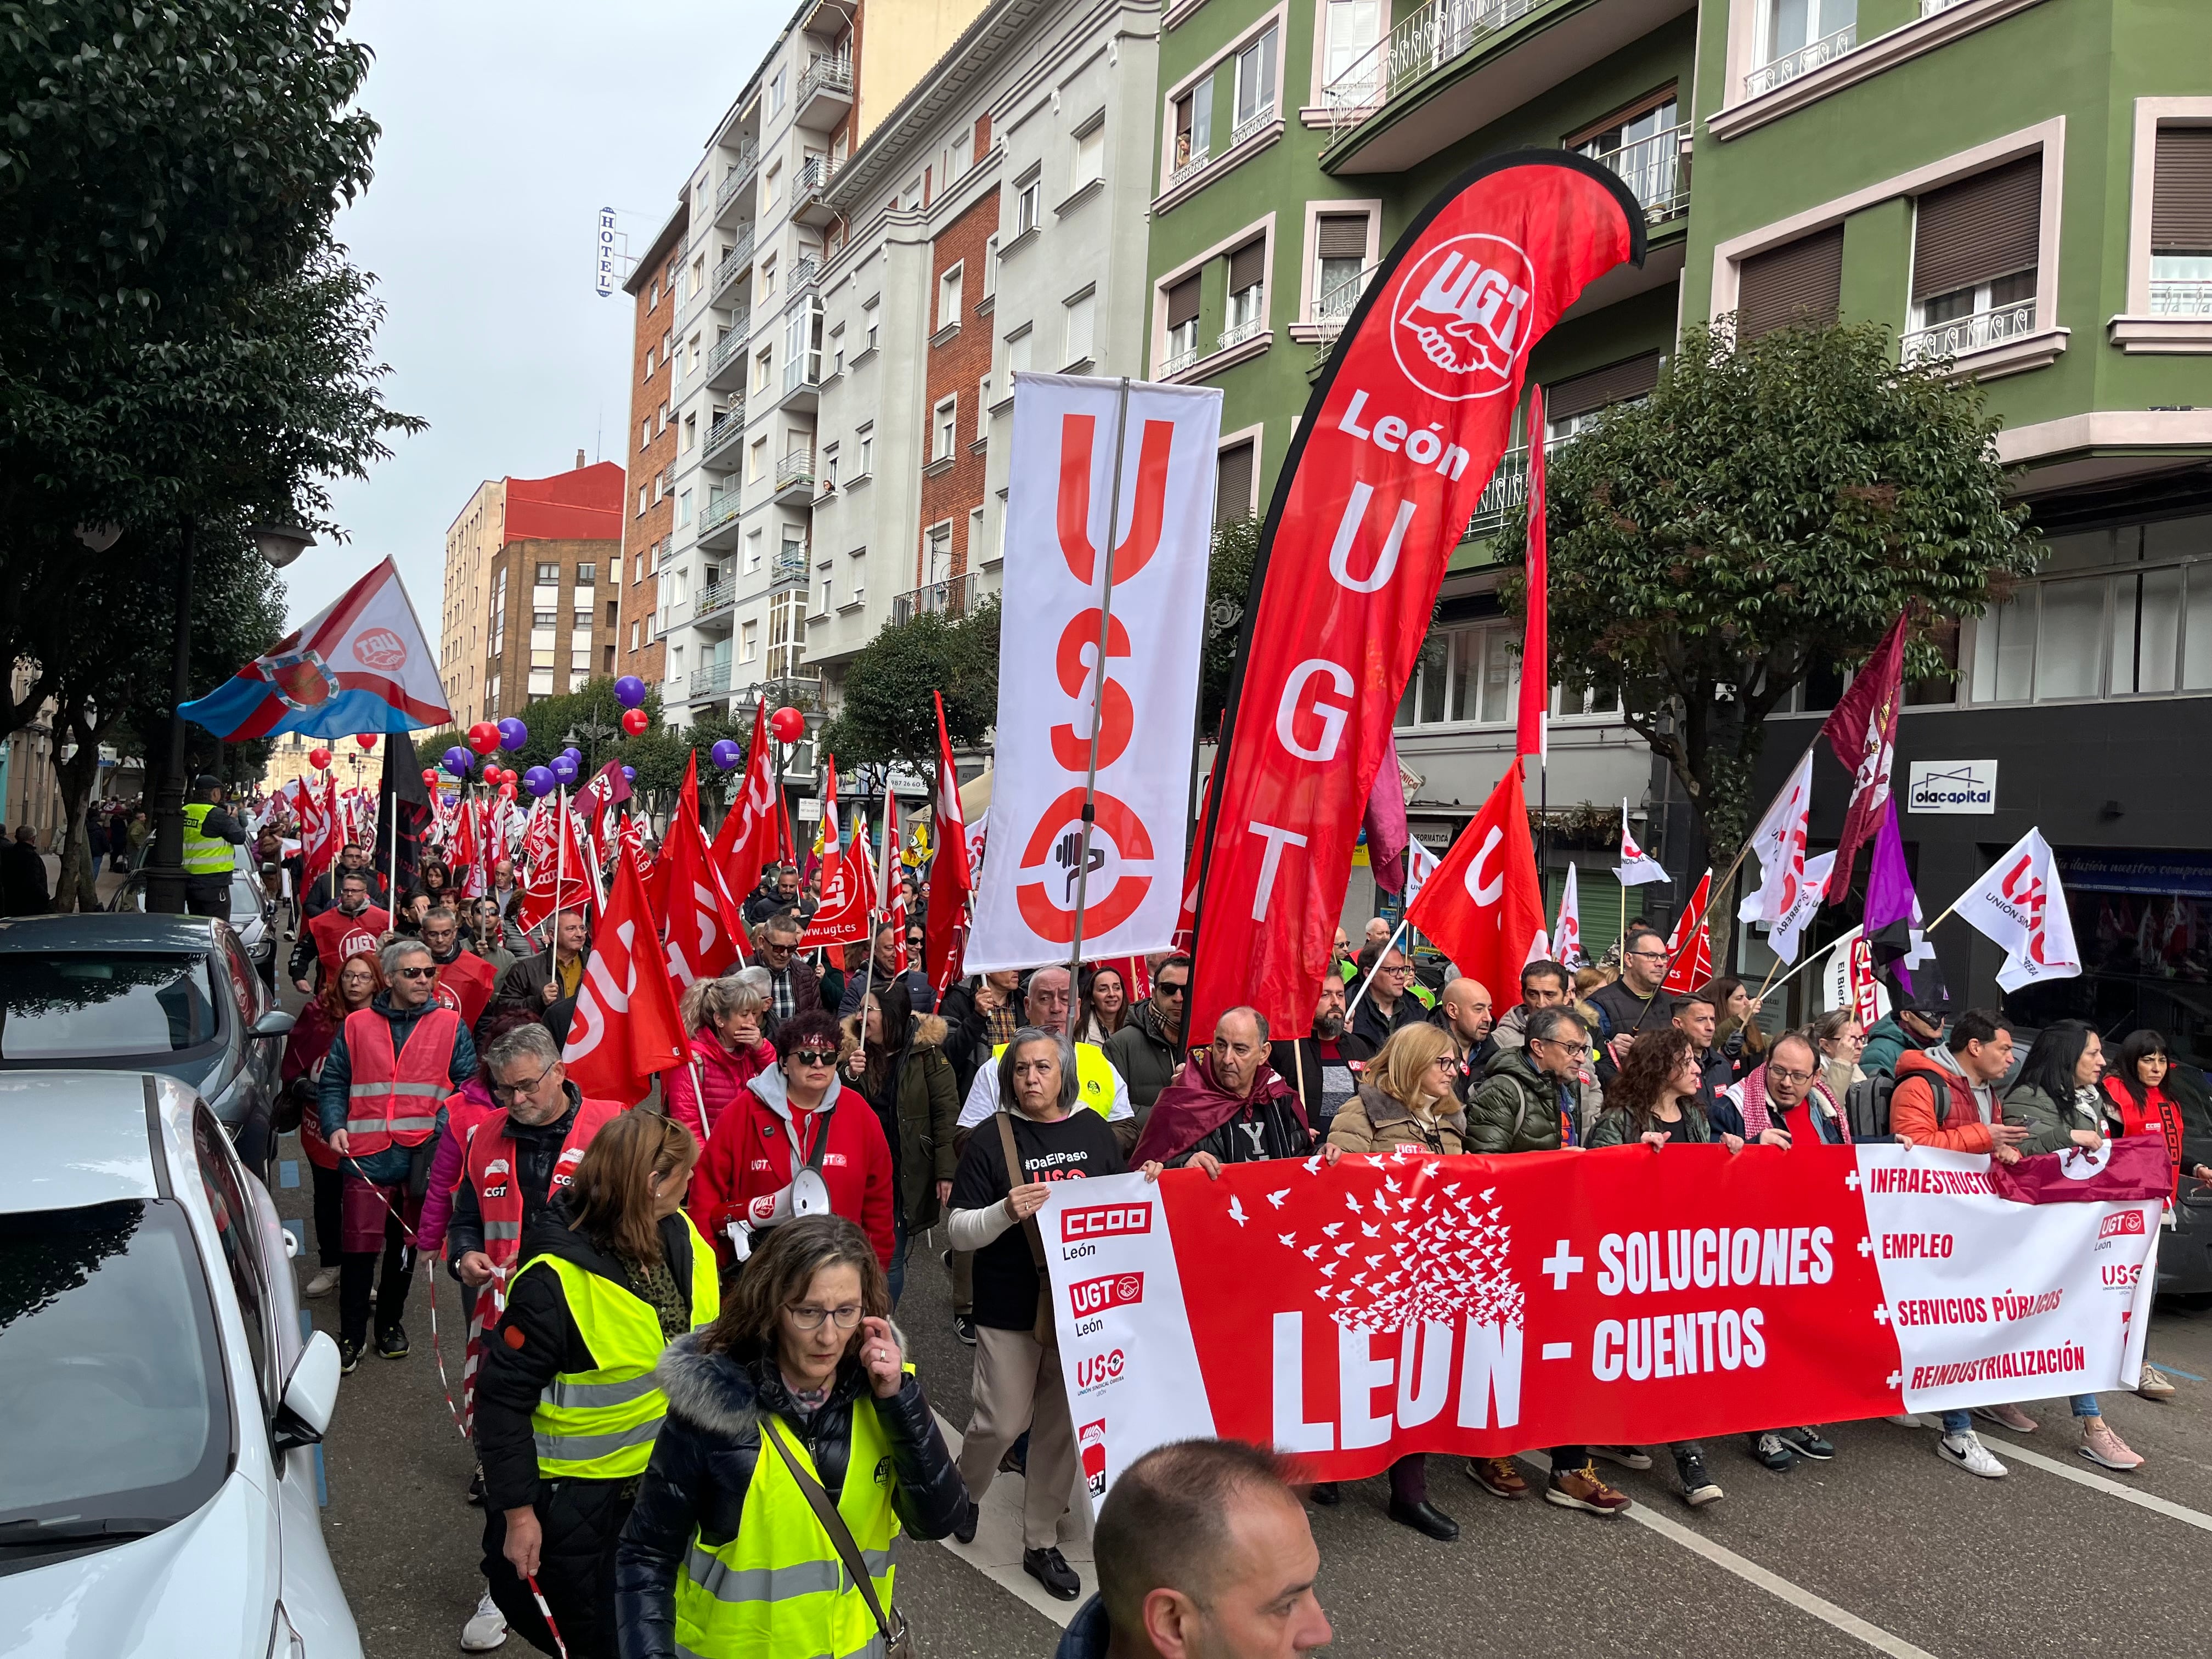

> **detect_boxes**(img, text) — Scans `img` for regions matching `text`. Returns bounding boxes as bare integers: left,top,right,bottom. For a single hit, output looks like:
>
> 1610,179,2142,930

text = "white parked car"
0,1073,360,1657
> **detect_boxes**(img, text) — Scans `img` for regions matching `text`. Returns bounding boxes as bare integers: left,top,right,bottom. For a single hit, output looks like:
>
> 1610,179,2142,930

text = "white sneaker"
1936,1431,2007,1479
304,1266,340,1298
460,1590,508,1651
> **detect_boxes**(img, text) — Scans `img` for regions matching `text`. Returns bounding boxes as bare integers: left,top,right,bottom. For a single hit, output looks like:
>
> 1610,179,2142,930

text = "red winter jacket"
661,1026,777,1147
689,1069,895,1269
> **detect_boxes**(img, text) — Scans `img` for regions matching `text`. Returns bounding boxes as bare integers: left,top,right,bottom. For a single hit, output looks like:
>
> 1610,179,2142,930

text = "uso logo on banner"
964,373,1222,972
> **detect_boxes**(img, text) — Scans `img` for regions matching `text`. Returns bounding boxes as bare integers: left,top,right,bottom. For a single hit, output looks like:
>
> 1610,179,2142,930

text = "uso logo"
1069,1273,1144,1317
1075,1350,1126,1392
1062,1201,1153,1243
2099,1210,2146,1240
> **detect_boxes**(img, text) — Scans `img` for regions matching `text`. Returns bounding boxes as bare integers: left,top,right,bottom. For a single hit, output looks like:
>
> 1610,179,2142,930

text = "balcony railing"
1161,341,1201,377
702,406,746,466
717,144,759,211
891,572,975,627
692,580,733,622
1743,24,1857,97
1899,297,2037,368
771,546,810,588
789,256,822,297
1462,445,1530,541
1218,307,1266,352
797,155,839,197
1313,267,1376,333
1920,0,1970,14
1169,137,1210,184
798,52,853,105
1323,0,1544,139
699,492,741,538
689,661,733,698
774,449,815,492
1229,104,1277,149
1587,122,1690,224
712,228,755,296
2150,279,2212,317
706,330,745,377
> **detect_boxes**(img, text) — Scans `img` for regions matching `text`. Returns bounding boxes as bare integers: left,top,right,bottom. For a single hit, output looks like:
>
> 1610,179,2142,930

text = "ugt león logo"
1390,234,1533,403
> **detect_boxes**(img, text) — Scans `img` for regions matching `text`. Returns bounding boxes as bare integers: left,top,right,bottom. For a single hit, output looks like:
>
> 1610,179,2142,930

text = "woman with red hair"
282,949,383,1297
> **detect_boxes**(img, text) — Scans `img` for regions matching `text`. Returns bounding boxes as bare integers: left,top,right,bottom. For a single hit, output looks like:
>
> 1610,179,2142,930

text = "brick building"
617,206,688,690
916,179,998,592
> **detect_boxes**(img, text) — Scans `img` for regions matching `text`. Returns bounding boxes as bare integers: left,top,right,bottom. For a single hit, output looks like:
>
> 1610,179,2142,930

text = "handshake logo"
1390,234,1535,402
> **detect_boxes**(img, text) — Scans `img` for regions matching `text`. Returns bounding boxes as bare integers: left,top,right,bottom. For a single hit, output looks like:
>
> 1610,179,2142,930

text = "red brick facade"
619,228,683,687
917,184,998,586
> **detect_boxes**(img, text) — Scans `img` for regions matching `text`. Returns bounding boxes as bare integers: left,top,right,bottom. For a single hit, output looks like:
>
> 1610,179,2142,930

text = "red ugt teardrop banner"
1188,153,1643,1043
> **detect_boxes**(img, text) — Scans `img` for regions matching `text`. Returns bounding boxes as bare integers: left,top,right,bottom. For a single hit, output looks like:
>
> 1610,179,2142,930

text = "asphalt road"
266,991,2212,1657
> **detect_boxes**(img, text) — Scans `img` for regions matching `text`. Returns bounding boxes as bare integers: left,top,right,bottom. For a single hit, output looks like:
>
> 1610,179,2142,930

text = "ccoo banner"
1040,1138,2164,1502
1187,153,1643,1043
966,372,1221,971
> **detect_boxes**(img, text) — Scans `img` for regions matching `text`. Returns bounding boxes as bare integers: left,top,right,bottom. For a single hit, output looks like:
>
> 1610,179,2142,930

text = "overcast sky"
295,0,789,626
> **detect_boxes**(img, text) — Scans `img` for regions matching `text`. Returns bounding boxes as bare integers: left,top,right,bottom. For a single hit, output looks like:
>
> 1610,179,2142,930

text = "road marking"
1514,1457,1939,1658
2154,1364,2204,1381
1983,1439,2212,1533
933,1414,1093,1629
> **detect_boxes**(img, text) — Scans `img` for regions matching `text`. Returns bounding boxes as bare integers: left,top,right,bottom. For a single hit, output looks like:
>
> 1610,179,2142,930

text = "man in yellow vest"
180,774,247,919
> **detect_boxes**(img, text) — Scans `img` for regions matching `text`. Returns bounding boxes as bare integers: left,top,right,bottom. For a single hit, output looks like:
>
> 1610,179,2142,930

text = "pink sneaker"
1974,1403,2039,1433
2080,1419,2142,1471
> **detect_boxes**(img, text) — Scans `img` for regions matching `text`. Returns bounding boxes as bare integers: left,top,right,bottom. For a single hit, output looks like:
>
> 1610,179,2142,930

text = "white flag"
1819,925,1868,1014
1615,798,1670,887
1552,863,1587,968
1950,828,2081,992
1737,748,1815,928
1768,850,1835,966
1404,837,1442,906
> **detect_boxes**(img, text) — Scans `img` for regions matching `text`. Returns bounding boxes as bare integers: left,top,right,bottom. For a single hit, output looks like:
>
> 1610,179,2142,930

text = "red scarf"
2102,1077,2182,1193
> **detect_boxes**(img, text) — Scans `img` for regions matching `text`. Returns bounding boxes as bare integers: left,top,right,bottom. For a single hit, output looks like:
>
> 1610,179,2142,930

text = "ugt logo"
1391,234,1534,402
353,627,409,671
1999,854,2053,964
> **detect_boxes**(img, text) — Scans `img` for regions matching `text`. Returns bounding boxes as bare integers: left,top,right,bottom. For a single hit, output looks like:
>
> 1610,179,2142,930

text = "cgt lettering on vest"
1268,1311,1525,1453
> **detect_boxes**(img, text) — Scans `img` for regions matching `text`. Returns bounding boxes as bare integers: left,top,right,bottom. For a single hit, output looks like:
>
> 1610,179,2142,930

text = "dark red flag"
1820,611,1908,905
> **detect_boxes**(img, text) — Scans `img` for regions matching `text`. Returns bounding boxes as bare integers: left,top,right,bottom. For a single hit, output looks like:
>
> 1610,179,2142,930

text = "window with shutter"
1912,156,2040,302
1228,239,1266,294
1223,239,1267,343
1314,214,1370,320
2150,126,2212,317
1316,216,1368,259
1167,275,1201,328
1734,226,1843,342
1165,273,1201,366
1215,442,1255,526
1544,353,1663,427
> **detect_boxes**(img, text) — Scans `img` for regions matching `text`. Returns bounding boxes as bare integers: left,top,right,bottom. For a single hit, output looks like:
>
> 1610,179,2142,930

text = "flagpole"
1761,924,1863,1002
1343,917,1410,1025
549,783,566,978
1065,377,1133,1041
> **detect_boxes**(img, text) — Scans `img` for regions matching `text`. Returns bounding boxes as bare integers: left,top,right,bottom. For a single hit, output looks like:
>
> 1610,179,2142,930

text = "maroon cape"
1131,1051,1310,1167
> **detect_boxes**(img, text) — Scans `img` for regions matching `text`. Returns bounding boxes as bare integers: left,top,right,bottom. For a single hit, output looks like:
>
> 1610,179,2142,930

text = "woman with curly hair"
663,973,778,1145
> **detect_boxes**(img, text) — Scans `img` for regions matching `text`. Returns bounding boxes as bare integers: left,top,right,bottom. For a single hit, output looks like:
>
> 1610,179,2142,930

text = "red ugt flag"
1404,764,1546,1002
562,850,687,1106
1820,611,1908,905
1662,868,1714,995
924,690,973,991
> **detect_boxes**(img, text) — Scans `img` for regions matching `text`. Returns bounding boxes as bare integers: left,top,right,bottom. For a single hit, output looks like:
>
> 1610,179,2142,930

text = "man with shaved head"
1130,1007,1324,1172
1432,976,1496,1105
1057,1438,1333,1659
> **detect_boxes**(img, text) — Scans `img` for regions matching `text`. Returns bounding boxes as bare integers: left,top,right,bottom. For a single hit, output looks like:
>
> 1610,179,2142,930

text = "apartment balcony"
1319,0,1694,176
701,405,747,471
1167,136,1210,187
1218,313,1266,353
787,256,822,300
690,579,735,625
715,144,759,222
706,325,750,392
770,546,810,590
709,227,755,306
1587,122,1690,227
1312,268,1376,337
1161,341,1202,377
1899,296,2038,370
696,492,743,551
792,156,840,227
1461,445,1530,543
1742,24,1857,98
891,572,975,628
772,449,816,504
689,661,733,699
780,343,822,412
795,52,854,130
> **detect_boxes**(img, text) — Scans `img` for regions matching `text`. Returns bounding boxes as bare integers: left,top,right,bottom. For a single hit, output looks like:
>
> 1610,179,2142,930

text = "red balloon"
467,721,500,755
420,769,438,786
356,733,378,751
620,708,648,737
770,705,805,744
497,781,517,801
307,747,332,771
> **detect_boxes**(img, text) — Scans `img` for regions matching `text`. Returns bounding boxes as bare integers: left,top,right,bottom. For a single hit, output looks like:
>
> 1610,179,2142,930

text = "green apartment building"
1141,0,2212,1036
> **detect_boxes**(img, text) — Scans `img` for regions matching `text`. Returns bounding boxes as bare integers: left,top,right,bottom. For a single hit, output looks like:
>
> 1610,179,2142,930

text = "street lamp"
145,517,320,915
563,716,619,774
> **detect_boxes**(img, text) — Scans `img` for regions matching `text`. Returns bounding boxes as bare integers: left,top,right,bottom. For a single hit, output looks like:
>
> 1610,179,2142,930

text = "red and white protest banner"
1040,1136,2165,1500
562,851,686,1105
1950,827,2081,992
800,817,874,950
965,371,1221,971
1187,156,1643,1042
1661,869,1714,995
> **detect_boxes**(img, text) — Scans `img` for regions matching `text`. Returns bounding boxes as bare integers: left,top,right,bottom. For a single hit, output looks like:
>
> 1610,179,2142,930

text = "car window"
0,952,220,1059
192,1104,277,1428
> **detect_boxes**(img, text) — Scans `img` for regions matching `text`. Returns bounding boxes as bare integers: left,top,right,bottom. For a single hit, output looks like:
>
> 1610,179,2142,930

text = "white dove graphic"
1228,1195,1248,1227
1266,1189,1291,1209
1303,1244,1322,1260
1278,1232,1297,1246
1322,1222,1343,1238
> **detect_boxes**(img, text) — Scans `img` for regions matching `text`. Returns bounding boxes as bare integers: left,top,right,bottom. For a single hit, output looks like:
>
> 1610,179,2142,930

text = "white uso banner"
967,372,1221,971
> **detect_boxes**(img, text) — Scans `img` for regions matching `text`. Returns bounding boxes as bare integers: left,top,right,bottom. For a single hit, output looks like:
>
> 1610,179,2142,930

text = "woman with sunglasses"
687,1009,896,1272
613,1215,966,1659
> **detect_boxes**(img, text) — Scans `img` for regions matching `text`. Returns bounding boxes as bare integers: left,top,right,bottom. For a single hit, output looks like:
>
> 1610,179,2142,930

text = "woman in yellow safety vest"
475,1109,716,1659
614,1214,967,1659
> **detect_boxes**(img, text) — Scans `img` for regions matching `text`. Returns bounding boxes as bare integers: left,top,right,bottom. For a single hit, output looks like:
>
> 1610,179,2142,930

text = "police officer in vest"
180,774,247,919
475,1110,716,1659
614,1214,967,1659
318,936,478,1370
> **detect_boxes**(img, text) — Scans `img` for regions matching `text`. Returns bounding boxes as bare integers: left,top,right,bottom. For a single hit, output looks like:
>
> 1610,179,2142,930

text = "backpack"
1847,1071,1951,1142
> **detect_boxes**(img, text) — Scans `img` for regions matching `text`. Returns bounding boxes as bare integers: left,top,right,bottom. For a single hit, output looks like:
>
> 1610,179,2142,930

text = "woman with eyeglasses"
475,1108,713,1659
688,1009,896,1272
613,1214,966,1659
945,1028,1127,1600
469,896,518,978
1807,1011,1866,1124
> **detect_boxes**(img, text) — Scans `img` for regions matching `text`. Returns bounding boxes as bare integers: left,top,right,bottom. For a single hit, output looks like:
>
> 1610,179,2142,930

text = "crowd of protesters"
240,799,2210,1659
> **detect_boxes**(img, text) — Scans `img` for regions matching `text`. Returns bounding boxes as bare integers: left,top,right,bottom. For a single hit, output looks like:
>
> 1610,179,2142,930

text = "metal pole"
148,518,195,916
1343,917,1410,1025
548,784,566,978
1065,379,1133,1042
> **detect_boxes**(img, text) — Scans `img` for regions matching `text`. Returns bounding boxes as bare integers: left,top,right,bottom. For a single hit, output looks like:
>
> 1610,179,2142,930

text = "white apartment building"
803,0,1164,707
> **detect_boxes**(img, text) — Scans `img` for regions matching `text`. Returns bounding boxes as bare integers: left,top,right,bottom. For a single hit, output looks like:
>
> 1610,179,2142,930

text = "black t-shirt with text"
951,1108,1125,1331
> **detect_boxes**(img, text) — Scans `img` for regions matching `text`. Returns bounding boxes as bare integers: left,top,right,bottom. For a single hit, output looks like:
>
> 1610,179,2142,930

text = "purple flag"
1864,798,1915,935
1363,734,1411,895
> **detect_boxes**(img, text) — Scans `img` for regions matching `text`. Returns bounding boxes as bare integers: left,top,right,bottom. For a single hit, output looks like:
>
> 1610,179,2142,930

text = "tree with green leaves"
819,593,1001,775
1200,515,1260,736
1498,319,2038,957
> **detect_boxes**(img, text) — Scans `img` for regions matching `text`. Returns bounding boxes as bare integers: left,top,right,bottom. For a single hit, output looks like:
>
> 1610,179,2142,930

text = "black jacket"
1267,1030,1375,1137
301,863,388,919
1350,990,1426,1053
444,1094,584,1274
1,840,49,915
937,979,1021,1099
473,1198,706,1514
1171,1092,1313,1167
613,1331,968,1659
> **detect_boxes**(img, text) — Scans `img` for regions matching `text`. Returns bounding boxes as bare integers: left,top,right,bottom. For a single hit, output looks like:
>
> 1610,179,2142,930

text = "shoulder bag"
993,1110,1058,1350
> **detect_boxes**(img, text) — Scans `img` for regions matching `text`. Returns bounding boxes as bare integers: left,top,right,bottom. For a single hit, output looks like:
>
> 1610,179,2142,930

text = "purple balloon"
551,753,580,785
709,738,743,771
523,765,557,798
613,675,648,709
622,765,636,782
442,746,473,777
497,716,528,752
